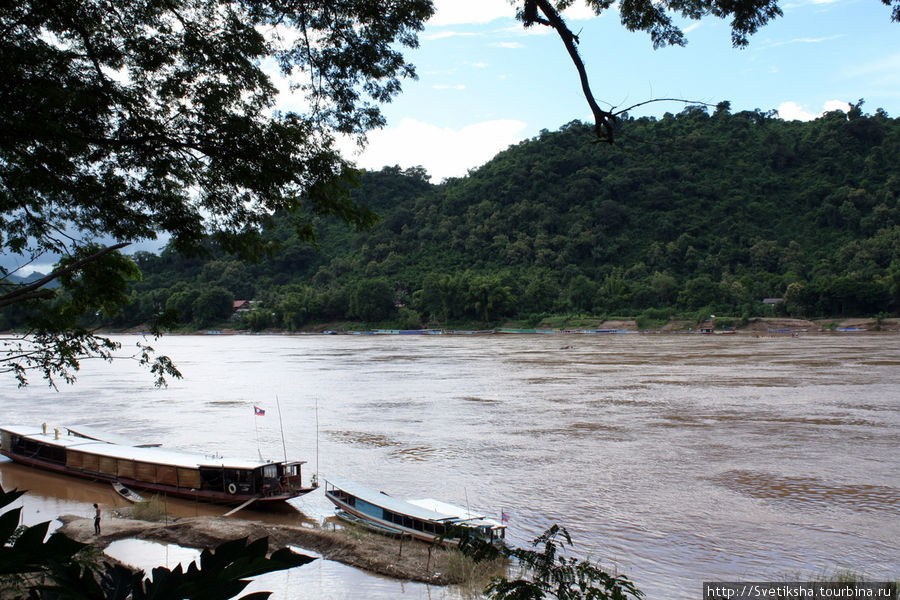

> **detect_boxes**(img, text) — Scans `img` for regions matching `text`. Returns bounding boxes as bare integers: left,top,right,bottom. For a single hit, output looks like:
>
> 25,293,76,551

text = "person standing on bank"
93,503,101,535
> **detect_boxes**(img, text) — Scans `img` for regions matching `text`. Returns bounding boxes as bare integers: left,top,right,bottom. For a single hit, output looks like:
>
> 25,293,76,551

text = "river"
1,333,898,599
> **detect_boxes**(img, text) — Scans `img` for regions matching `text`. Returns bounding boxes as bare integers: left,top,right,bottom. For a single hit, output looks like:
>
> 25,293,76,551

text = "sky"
331,0,900,182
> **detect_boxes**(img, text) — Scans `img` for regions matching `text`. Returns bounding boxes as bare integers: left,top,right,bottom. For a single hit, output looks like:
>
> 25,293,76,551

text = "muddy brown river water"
1,333,897,599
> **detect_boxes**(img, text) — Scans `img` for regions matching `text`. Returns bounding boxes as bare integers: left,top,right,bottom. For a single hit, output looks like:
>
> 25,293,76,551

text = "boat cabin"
325,478,506,544
0,425,308,504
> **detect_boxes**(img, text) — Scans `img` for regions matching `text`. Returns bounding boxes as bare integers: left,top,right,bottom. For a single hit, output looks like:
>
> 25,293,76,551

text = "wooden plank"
223,497,257,517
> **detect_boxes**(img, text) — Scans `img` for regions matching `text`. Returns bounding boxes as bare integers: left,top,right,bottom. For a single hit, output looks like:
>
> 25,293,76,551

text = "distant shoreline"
120,317,900,337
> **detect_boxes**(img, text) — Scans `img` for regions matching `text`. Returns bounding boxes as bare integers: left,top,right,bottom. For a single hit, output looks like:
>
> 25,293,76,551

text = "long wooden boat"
0,425,314,506
324,477,506,545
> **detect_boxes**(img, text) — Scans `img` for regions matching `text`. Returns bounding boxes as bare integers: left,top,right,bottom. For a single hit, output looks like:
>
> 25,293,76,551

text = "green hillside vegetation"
12,103,900,332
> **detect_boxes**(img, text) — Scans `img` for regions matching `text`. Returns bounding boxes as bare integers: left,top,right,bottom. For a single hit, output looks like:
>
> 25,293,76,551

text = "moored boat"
0,425,314,507
324,477,506,545
112,481,145,503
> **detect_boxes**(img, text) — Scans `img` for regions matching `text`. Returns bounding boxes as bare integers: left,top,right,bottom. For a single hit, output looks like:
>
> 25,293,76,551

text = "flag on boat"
253,406,265,416
501,511,510,523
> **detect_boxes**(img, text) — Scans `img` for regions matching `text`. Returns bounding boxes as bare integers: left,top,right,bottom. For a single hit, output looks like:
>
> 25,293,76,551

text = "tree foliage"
459,524,643,600
99,108,900,330
0,484,314,600
0,0,433,384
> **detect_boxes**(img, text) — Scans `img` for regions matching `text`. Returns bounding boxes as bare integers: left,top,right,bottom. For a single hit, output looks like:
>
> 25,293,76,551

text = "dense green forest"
8,103,900,331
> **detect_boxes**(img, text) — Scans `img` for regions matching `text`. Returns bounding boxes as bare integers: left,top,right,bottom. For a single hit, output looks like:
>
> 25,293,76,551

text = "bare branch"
532,0,617,143
613,98,718,116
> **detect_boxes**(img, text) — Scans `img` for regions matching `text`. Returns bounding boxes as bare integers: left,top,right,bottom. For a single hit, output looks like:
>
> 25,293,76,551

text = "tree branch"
613,98,718,116
0,242,130,308
532,0,617,143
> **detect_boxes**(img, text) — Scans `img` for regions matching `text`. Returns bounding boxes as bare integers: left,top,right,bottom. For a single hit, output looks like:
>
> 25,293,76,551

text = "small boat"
112,481,145,503
334,509,406,537
0,425,315,507
324,478,506,545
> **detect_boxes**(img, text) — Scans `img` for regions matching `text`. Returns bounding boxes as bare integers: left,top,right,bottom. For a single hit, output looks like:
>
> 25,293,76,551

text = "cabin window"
199,467,224,490
284,464,297,477
37,443,65,465
9,437,65,464
355,498,382,519
262,465,277,479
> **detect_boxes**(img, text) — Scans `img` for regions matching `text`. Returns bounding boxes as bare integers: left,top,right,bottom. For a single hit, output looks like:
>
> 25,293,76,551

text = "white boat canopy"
326,477,464,522
326,477,503,528
1,425,280,470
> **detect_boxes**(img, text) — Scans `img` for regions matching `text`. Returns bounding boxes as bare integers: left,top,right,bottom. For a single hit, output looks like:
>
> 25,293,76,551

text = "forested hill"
95,105,900,329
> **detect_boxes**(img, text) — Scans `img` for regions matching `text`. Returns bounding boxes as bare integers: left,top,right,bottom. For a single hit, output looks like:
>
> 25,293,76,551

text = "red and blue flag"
253,406,265,416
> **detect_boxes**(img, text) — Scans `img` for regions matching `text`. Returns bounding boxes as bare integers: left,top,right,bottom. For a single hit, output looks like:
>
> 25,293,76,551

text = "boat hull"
0,425,314,508
0,448,310,505
326,491,445,544
324,478,506,546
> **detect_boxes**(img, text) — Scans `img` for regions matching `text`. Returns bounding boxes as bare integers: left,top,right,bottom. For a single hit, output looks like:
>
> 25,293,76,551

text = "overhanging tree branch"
527,0,618,142
0,242,131,309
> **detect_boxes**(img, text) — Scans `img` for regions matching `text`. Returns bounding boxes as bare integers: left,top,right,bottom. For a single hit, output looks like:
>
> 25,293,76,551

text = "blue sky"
338,0,900,181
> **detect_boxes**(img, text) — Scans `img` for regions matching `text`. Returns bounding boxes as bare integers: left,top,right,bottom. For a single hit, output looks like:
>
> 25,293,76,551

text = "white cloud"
430,0,514,26
341,118,529,181
562,4,602,20
429,0,598,26
433,84,466,90
761,34,845,49
777,100,849,121
493,41,525,49
422,30,479,40
840,52,900,87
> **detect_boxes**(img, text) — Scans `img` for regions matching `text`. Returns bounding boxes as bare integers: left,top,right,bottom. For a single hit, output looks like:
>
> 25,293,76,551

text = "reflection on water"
2,334,898,599
105,535,463,599
106,539,202,572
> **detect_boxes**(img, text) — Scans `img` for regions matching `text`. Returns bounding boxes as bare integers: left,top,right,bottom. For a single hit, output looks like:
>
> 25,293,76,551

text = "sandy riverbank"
57,514,498,586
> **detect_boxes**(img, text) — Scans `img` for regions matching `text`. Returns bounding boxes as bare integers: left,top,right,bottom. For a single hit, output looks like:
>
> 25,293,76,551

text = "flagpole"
254,411,262,461
315,396,319,486
275,394,288,463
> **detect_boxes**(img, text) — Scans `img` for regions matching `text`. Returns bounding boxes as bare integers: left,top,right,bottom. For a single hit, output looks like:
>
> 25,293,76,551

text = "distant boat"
324,477,506,545
0,425,314,507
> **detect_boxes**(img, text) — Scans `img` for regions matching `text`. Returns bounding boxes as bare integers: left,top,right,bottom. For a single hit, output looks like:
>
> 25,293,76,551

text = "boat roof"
407,499,505,529
326,477,457,522
326,477,505,528
407,498,486,522
1,425,286,470
65,426,161,447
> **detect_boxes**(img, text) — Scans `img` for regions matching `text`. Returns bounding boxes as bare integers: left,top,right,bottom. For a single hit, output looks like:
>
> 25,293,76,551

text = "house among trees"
232,300,252,316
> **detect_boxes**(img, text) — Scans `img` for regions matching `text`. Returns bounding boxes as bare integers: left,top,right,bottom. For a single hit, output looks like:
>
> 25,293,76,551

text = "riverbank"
129,316,900,336
56,513,502,587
